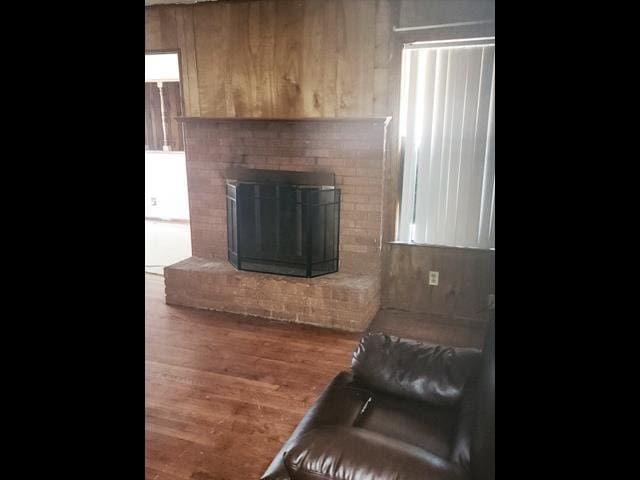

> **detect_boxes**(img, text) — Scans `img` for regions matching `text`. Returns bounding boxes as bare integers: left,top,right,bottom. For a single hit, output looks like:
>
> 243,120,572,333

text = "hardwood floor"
145,274,360,480
367,308,488,349
145,272,489,479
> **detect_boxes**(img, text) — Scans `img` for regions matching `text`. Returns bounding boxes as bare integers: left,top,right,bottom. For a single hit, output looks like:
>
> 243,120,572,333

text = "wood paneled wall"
381,243,495,322
145,0,396,118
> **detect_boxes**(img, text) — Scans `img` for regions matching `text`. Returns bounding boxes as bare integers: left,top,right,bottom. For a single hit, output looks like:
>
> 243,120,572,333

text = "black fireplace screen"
226,182,340,278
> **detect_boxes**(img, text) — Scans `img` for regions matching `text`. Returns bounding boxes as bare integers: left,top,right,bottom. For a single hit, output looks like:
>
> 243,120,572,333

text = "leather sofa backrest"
351,333,482,407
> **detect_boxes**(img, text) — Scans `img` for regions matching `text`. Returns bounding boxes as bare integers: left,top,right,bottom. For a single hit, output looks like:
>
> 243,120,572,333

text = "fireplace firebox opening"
226,172,340,278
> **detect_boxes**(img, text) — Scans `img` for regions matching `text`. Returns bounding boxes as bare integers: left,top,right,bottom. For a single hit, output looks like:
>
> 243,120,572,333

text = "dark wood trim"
145,48,181,55
393,22,495,45
381,1,404,244
386,241,495,254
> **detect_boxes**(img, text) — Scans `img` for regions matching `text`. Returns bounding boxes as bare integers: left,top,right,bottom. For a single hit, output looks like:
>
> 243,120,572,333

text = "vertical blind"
398,41,494,249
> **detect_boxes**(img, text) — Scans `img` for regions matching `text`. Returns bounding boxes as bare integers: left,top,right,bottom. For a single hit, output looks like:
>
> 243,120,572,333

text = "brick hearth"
165,116,389,331
165,257,380,332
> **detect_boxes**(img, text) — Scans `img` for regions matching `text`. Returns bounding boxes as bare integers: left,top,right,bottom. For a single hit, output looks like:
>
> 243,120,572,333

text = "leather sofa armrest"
351,332,482,407
260,372,372,480
284,426,466,480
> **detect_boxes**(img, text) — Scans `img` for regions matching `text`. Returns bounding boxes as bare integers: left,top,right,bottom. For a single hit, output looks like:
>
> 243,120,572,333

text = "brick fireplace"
164,116,389,331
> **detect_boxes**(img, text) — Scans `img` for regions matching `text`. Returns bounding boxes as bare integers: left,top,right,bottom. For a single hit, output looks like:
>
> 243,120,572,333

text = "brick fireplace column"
165,117,390,332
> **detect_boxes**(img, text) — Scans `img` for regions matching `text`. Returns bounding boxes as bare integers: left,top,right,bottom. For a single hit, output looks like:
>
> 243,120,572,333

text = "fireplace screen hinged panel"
226,181,340,278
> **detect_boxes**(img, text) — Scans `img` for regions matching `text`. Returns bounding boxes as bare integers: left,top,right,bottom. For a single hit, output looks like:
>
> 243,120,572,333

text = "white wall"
145,220,191,274
145,151,190,220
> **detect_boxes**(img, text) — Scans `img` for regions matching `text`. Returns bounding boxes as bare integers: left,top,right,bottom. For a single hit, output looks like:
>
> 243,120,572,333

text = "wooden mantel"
176,116,392,125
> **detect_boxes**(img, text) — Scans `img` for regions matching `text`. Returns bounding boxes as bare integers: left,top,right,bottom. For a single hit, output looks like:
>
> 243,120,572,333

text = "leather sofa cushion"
260,372,373,480
355,388,458,459
352,333,482,407
284,426,465,480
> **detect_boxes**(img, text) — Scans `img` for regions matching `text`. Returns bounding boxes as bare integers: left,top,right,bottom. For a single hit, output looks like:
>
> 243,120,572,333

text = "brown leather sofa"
261,316,495,480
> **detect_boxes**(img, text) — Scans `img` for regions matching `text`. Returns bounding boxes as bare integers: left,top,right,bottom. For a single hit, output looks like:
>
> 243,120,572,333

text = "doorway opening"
145,51,191,275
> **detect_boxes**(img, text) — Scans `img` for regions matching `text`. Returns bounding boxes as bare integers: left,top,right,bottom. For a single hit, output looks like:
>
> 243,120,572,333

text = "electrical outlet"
151,197,157,206
428,271,439,286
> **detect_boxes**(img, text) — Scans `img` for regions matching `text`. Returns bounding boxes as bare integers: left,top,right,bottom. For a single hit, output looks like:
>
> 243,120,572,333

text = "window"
397,39,494,249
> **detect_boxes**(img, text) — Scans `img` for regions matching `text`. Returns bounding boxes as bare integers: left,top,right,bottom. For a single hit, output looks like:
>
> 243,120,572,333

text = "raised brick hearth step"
164,257,381,332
